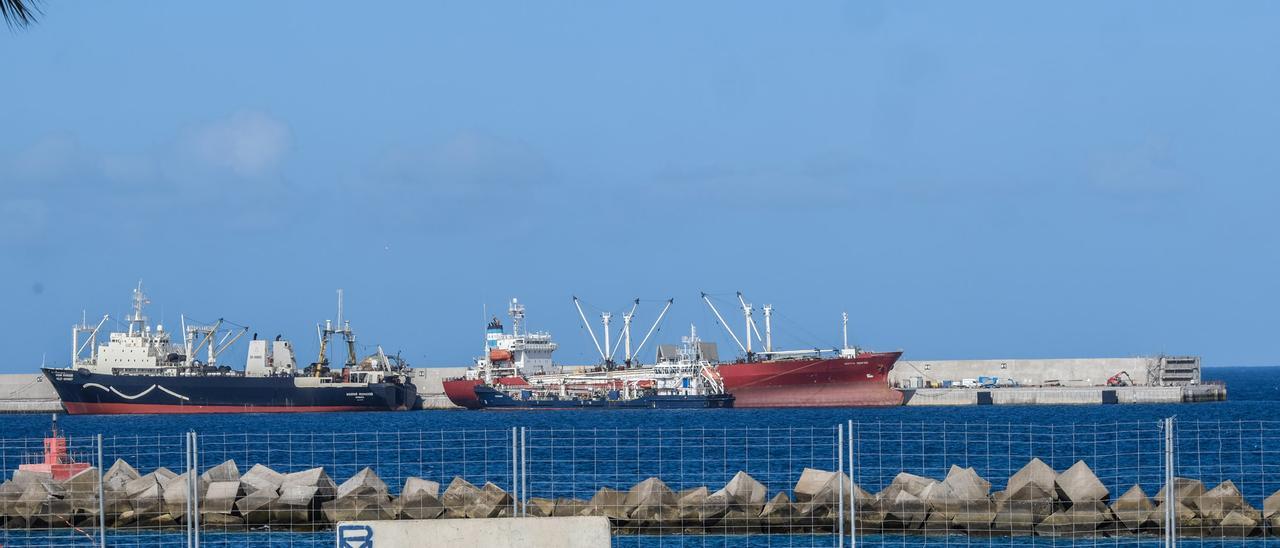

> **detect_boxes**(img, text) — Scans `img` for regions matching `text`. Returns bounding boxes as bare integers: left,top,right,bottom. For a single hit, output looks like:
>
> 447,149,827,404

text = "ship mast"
128,281,149,336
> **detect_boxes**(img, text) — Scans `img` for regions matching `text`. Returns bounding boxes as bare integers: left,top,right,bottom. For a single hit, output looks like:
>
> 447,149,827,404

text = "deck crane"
573,297,673,369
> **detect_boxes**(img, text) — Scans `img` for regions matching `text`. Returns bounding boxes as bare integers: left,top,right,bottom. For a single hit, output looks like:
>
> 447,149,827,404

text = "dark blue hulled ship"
42,284,418,415
474,385,733,409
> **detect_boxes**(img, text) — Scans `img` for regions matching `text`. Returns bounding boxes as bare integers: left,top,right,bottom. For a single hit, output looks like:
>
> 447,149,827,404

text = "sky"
2,1,1278,371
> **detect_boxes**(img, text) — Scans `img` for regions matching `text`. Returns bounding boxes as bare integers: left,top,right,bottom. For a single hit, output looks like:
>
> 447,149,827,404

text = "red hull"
442,379,484,410
716,351,903,408
62,402,374,415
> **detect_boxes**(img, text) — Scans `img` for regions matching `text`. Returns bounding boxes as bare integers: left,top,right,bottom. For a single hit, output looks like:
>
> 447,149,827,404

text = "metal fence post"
520,427,527,517
193,431,200,547
848,420,856,547
1164,416,1176,547
511,427,518,517
185,431,193,548
837,424,844,548
97,433,106,548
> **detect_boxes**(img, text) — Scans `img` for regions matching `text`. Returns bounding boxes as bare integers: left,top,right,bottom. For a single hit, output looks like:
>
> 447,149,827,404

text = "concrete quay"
0,374,61,414
900,385,1225,406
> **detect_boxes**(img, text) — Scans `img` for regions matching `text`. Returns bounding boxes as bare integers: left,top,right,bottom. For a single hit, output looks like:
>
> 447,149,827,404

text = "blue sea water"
1,366,1277,547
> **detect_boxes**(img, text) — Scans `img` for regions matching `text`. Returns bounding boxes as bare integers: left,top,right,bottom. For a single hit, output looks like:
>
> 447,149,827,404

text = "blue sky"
2,1,1277,370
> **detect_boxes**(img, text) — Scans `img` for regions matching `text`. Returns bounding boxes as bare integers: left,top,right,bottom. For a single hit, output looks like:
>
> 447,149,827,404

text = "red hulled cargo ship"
701,292,903,408
715,351,903,407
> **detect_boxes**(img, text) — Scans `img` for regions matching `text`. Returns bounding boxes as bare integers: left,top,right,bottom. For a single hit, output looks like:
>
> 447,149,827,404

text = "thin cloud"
176,111,292,179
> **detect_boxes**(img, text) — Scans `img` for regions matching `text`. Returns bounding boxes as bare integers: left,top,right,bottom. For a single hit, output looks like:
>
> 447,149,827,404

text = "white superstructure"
468,299,559,383
69,282,280,377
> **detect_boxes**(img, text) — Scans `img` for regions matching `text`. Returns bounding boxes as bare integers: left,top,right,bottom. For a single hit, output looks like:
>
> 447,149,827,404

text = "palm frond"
1,0,41,29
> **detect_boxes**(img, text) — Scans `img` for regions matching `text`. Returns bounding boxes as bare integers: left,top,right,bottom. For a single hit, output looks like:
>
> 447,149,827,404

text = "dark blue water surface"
2,366,1277,547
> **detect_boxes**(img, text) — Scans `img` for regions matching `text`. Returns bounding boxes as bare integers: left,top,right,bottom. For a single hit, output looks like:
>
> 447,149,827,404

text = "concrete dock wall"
902,385,1204,406
0,373,61,413
891,357,1162,387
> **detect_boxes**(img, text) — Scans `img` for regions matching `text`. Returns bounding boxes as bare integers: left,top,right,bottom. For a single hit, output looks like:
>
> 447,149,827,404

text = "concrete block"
992,496,1056,534
793,467,867,517
926,465,991,517
949,498,997,533
104,459,139,492
1198,480,1250,523
236,487,278,523
200,459,240,486
1265,489,1280,519
551,498,588,517
400,477,440,500
337,467,389,499
1110,485,1156,532
1151,501,1201,531
464,482,512,519
1155,478,1206,513
880,490,927,531
321,492,395,522
274,484,322,523
123,474,163,517
526,497,556,517
152,467,177,483
1214,509,1259,537
722,471,768,516
1055,460,1108,504
58,466,100,515
1006,458,1057,501
624,477,677,523
440,477,481,516
202,480,241,515
885,472,938,499
1034,501,1113,536
760,492,794,525
396,489,444,520
587,486,629,520
676,486,723,522
161,471,192,521
241,463,285,494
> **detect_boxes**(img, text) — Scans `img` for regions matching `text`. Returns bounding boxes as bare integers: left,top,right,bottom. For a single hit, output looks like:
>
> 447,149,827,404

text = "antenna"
336,289,344,328
842,312,849,350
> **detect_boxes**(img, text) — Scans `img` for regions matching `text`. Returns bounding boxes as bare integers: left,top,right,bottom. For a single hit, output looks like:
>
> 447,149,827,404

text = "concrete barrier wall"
337,516,611,548
891,357,1157,387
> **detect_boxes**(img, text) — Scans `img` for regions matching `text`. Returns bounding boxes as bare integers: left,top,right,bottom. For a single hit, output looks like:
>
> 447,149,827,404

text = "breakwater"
3,457,1277,539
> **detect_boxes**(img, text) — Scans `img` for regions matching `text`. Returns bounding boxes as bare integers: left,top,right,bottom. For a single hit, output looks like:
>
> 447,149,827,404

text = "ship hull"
43,368,419,415
715,351,903,408
442,378,485,410
474,385,734,409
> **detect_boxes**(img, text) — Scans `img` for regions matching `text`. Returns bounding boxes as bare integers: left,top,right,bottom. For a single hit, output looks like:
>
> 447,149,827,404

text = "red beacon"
19,414,90,481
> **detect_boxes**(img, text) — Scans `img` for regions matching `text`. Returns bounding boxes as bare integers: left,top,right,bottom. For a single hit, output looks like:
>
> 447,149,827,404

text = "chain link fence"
1,419,1276,547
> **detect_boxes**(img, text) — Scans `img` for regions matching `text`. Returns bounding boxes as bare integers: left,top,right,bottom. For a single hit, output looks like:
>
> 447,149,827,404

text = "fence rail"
1,419,1277,546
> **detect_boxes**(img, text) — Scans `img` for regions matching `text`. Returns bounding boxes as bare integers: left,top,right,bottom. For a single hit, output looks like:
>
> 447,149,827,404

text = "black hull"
42,368,419,415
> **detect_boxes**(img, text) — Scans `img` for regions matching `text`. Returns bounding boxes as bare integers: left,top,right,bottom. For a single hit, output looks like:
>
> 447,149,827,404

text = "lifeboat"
489,349,513,362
